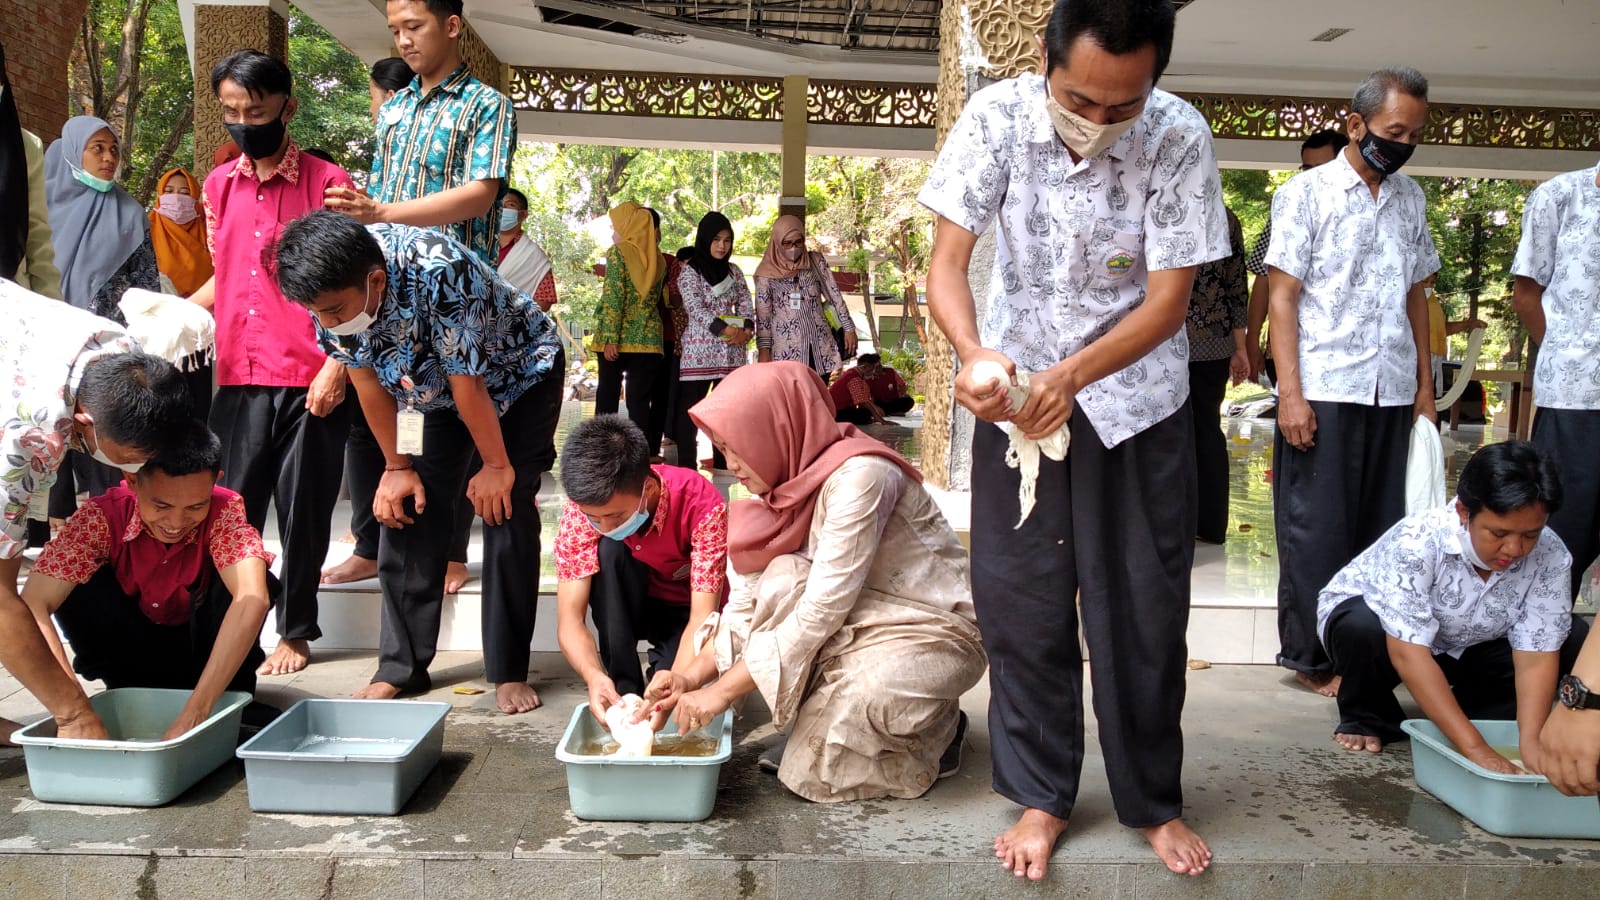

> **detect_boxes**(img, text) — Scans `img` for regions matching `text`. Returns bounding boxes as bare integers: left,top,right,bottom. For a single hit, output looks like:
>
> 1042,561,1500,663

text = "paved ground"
0,652,1596,898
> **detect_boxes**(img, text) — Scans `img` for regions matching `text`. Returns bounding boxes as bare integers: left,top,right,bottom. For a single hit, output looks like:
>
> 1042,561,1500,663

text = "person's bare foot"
994,808,1069,881
444,561,471,594
322,554,377,585
495,682,542,714
1334,731,1383,753
354,681,403,700
1294,671,1341,698
256,638,311,676
1139,818,1212,876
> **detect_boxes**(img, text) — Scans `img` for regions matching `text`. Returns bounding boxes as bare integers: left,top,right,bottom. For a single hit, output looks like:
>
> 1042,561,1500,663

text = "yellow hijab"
147,167,213,297
608,201,661,297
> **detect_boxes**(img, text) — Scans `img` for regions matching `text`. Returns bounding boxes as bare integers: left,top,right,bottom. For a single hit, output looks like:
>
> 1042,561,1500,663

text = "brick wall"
1,0,92,143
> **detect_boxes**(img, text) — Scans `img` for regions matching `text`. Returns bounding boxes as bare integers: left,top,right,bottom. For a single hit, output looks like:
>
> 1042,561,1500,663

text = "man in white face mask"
0,279,190,743
920,0,1228,882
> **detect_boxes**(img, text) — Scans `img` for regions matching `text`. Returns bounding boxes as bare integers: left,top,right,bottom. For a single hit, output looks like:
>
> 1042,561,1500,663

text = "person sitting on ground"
270,211,564,714
641,361,986,802
0,281,190,742
20,419,273,740
554,415,728,720
1318,440,1588,771
827,353,914,425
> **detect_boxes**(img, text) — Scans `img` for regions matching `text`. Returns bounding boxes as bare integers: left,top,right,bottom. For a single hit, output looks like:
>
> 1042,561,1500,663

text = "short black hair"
395,0,464,23
560,415,652,506
645,207,661,229
1456,441,1563,519
76,354,190,454
1043,0,1176,82
370,57,414,93
268,211,385,306
1300,129,1349,153
301,148,336,164
1351,66,1429,120
143,419,223,479
211,50,292,100
504,187,528,208
857,353,882,367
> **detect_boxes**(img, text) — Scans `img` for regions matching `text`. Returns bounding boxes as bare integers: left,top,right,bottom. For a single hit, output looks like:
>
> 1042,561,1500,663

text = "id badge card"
717,314,746,328
396,408,425,455
787,290,802,311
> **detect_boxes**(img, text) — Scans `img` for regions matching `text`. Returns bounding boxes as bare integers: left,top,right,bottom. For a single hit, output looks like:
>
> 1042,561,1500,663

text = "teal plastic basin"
1402,718,1600,839
235,699,449,815
13,688,251,807
556,702,732,822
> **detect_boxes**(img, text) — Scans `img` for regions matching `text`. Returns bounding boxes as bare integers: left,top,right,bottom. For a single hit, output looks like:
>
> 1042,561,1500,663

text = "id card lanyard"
396,374,424,455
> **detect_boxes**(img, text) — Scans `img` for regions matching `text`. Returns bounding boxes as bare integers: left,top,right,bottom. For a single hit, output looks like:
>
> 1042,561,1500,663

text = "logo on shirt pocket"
1106,253,1135,277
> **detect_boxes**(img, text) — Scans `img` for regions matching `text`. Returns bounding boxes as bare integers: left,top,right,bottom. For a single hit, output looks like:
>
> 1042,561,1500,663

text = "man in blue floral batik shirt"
268,211,563,713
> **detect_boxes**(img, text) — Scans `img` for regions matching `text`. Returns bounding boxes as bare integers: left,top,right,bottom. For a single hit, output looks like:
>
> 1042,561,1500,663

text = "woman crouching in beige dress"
640,361,986,801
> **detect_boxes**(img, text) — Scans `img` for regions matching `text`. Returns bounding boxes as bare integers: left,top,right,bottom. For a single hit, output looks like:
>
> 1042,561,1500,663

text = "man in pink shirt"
193,51,356,677
553,416,728,721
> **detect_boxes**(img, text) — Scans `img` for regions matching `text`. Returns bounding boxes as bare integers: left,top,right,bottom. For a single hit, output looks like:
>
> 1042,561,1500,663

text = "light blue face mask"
590,490,649,541
499,208,521,232
72,164,116,193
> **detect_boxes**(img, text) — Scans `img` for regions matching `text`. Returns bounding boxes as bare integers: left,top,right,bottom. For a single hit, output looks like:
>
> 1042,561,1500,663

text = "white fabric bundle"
603,693,655,757
1405,416,1446,515
499,236,552,295
971,360,1070,528
117,287,215,372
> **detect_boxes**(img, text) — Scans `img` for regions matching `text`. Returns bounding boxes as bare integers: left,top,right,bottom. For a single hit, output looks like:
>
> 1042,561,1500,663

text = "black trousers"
1532,408,1600,602
1273,401,1410,676
834,396,915,425
373,365,563,691
668,378,725,470
1189,358,1231,543
971,407,1196,827
647,347,680,454
588,538,691,696
346,401,470,565
47,451,122,520
181,357,214,423
54,568,265,694
210,385,353,643
595,351,663,443
1324,595,1590,743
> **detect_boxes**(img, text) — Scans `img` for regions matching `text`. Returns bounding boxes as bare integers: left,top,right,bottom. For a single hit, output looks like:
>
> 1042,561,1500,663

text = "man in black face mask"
1263,67,1440,702
194,50,361,679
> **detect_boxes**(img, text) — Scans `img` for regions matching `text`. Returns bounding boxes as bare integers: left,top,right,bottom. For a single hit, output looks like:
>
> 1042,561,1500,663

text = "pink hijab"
753,214,808,280
689,361,922,574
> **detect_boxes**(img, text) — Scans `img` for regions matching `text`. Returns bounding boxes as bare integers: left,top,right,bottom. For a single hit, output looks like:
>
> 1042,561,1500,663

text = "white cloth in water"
970,360,1069,527
117,287,214,371
603,693,654,757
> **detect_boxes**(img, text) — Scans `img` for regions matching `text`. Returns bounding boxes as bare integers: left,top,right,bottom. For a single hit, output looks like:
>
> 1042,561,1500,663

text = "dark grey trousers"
971,406,1196,828
1532,407,1600,602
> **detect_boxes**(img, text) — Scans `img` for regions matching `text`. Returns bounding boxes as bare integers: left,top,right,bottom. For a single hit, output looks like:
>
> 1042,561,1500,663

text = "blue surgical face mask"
72,164,116,193
590,490,649,541
499,208,522,232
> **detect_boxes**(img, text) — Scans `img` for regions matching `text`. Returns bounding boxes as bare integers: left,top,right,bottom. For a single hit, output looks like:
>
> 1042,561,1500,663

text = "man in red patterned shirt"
828,354,914,425
553,416,728,723
20,420,274,741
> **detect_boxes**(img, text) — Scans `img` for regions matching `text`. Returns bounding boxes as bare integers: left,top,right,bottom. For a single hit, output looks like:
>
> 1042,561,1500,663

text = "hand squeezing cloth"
971,360,1070,528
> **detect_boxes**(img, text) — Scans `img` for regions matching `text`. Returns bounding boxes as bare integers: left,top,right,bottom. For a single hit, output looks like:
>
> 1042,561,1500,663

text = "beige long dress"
712,456,987,802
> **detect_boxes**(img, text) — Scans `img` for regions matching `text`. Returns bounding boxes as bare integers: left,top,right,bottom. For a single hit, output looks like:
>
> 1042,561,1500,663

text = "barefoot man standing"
921,0,1226,881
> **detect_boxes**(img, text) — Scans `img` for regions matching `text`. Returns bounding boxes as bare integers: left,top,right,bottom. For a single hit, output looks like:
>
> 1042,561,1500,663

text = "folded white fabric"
971,360,1070,528
118,287,215,372
603,693,655,757
1405,415,1445,515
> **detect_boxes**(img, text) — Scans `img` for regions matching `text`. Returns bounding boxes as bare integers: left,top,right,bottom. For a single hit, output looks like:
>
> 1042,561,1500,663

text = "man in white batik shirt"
1512,160,1600,603
1265,66,1441,698
1317,441,1586,771
920,0,1226,882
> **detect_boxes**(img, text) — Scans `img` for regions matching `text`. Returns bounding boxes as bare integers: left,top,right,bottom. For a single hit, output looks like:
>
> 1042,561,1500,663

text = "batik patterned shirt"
317,225,561,415
1317,502,1572,658
1511,161,1600,410
1185,210,1248,362
1265,151,1440,406
0,280,138,558
918,74,1230,448
370,66,515,266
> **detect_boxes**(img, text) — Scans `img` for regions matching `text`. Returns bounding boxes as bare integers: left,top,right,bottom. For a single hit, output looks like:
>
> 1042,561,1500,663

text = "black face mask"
225,101,289,160
1356,127,1415,177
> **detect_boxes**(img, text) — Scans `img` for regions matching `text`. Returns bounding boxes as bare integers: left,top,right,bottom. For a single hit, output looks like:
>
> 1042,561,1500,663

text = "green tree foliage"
286,8,378,179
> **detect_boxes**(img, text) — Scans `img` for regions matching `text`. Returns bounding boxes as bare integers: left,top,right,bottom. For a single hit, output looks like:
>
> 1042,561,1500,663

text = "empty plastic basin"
555,702,732,822
235,699,449,815
1402,718,1600,839
13,688,251,807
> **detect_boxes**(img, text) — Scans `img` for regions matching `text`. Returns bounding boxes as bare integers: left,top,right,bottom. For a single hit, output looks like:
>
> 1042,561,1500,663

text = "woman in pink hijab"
641,361,985,802
753,215,857,377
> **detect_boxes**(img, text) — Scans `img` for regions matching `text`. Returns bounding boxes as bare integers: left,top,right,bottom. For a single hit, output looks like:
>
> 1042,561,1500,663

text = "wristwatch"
1558,674,1600,710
